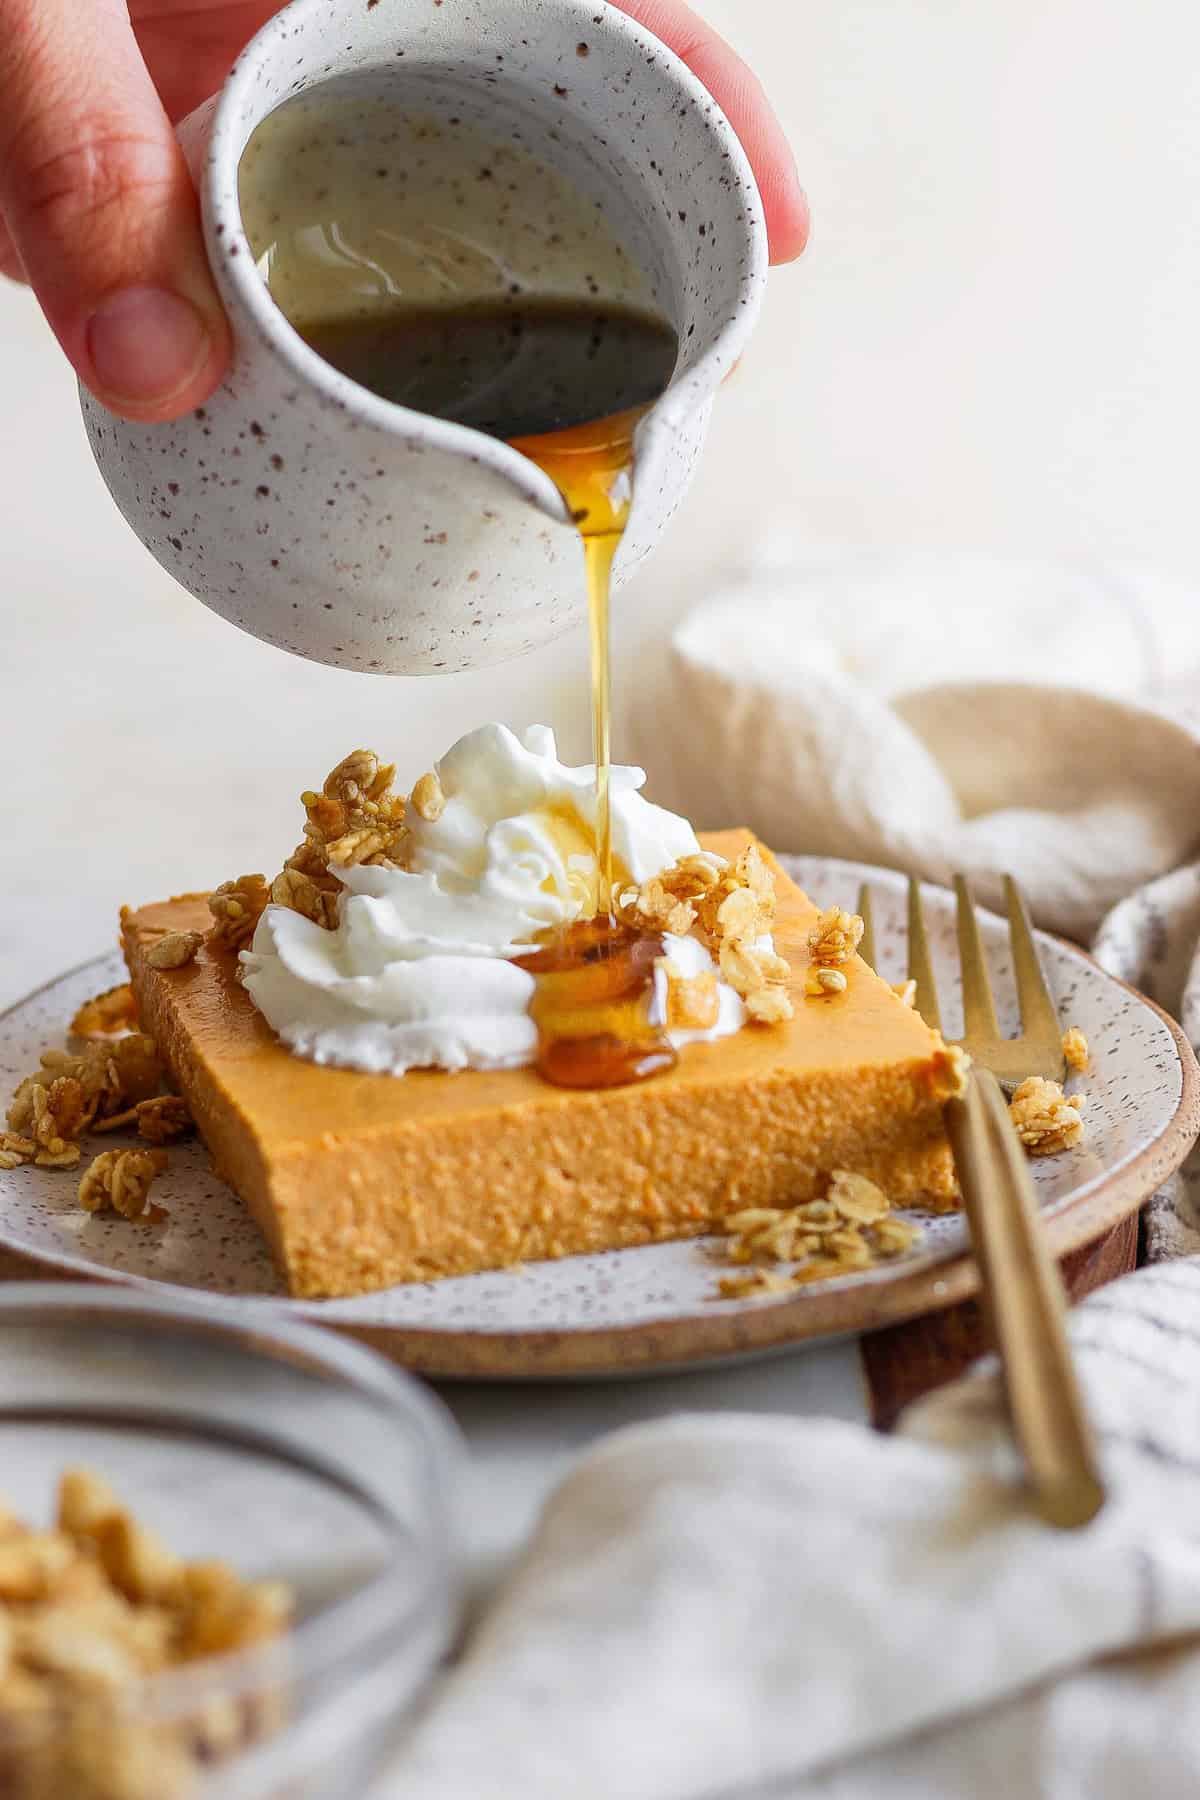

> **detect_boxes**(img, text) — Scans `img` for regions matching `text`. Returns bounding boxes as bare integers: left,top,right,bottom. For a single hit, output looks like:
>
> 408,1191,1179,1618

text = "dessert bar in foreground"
123,833,961,1299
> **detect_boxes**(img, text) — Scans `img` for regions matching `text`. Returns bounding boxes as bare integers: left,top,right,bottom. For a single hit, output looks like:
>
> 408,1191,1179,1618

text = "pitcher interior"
213,0,762,390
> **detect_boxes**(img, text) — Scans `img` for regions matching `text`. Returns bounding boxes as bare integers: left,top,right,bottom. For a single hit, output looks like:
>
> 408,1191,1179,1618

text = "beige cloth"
633,548,1200,942
381,1261,1200,1800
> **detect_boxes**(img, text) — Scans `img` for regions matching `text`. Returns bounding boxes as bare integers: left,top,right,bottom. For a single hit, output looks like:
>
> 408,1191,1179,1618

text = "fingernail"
86,286,212,405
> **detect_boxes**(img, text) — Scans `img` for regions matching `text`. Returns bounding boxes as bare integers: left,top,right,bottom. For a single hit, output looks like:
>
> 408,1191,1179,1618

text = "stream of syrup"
510,403,644,913
510,405,679,1087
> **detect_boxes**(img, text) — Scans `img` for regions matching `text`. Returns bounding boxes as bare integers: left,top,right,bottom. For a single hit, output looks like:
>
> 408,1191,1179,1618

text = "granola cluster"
1,1082,87,1172
715,1169,922,1299
278,749,408,926
619,843,794,1025
1062,1027,1090,1073
807,906,865,966
207,874,270,950
618,849,720,938
1010,1076,1087,1155
78,1149,168,1222
3,1016,190,1217
803,906,866,999
3,1037,163,1173
143,932,203,973
207,750,414,944
0,1469,293,1800
303,749,409,869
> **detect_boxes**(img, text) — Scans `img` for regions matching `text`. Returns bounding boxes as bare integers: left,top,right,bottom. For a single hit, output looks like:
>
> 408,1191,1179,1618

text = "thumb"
0,0,230,421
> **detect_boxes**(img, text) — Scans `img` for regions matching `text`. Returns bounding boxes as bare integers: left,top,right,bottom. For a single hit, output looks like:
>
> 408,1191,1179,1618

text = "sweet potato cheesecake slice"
123,832,962,1300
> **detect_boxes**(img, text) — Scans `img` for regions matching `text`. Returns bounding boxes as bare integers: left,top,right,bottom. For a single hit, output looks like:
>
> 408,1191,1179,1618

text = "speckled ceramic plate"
1,859,1196,1378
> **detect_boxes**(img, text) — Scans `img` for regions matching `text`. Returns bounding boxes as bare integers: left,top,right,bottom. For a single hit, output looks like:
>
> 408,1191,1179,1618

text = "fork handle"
944,1069,1106,1529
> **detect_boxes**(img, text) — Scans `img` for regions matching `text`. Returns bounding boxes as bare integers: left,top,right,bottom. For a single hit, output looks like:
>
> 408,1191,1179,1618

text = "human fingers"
609,0,809,261
0,0,230,419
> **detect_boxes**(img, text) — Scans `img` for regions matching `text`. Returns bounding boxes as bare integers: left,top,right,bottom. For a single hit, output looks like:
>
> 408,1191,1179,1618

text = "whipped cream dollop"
241,723,747,1075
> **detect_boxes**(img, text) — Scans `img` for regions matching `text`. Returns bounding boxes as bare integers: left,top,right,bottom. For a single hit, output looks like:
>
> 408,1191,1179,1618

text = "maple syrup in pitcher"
240,90,681,1086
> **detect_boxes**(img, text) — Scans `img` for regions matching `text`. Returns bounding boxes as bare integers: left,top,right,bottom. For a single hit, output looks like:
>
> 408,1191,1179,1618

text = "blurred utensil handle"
945,1069,1106,1529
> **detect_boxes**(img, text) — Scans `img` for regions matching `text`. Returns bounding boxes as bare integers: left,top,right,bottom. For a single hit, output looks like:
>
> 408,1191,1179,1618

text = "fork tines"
858,876,1063,1084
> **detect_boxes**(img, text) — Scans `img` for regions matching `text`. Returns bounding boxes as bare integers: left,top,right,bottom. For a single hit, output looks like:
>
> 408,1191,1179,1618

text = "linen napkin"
629,546,1200,943
379,1259,1200,1800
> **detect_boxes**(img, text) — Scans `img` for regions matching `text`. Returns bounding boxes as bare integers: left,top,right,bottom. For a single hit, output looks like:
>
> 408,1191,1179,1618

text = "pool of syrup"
515,917,677,1088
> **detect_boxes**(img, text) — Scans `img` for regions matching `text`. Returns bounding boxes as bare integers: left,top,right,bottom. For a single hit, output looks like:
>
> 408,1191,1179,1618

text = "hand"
0,0,808,424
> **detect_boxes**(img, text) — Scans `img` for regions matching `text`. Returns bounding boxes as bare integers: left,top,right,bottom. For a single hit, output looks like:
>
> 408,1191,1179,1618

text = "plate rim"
1,895,1197,1381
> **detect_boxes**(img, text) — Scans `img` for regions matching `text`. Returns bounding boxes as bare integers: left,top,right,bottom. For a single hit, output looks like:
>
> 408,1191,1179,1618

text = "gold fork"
858,874,1105,1528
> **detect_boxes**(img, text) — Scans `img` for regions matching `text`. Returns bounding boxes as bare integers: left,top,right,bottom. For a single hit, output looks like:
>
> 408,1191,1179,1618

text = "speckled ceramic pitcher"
81,0,767,675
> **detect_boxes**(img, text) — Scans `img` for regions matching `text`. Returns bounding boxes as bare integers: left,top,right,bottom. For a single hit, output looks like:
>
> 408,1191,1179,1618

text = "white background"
3,0,1198,1006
